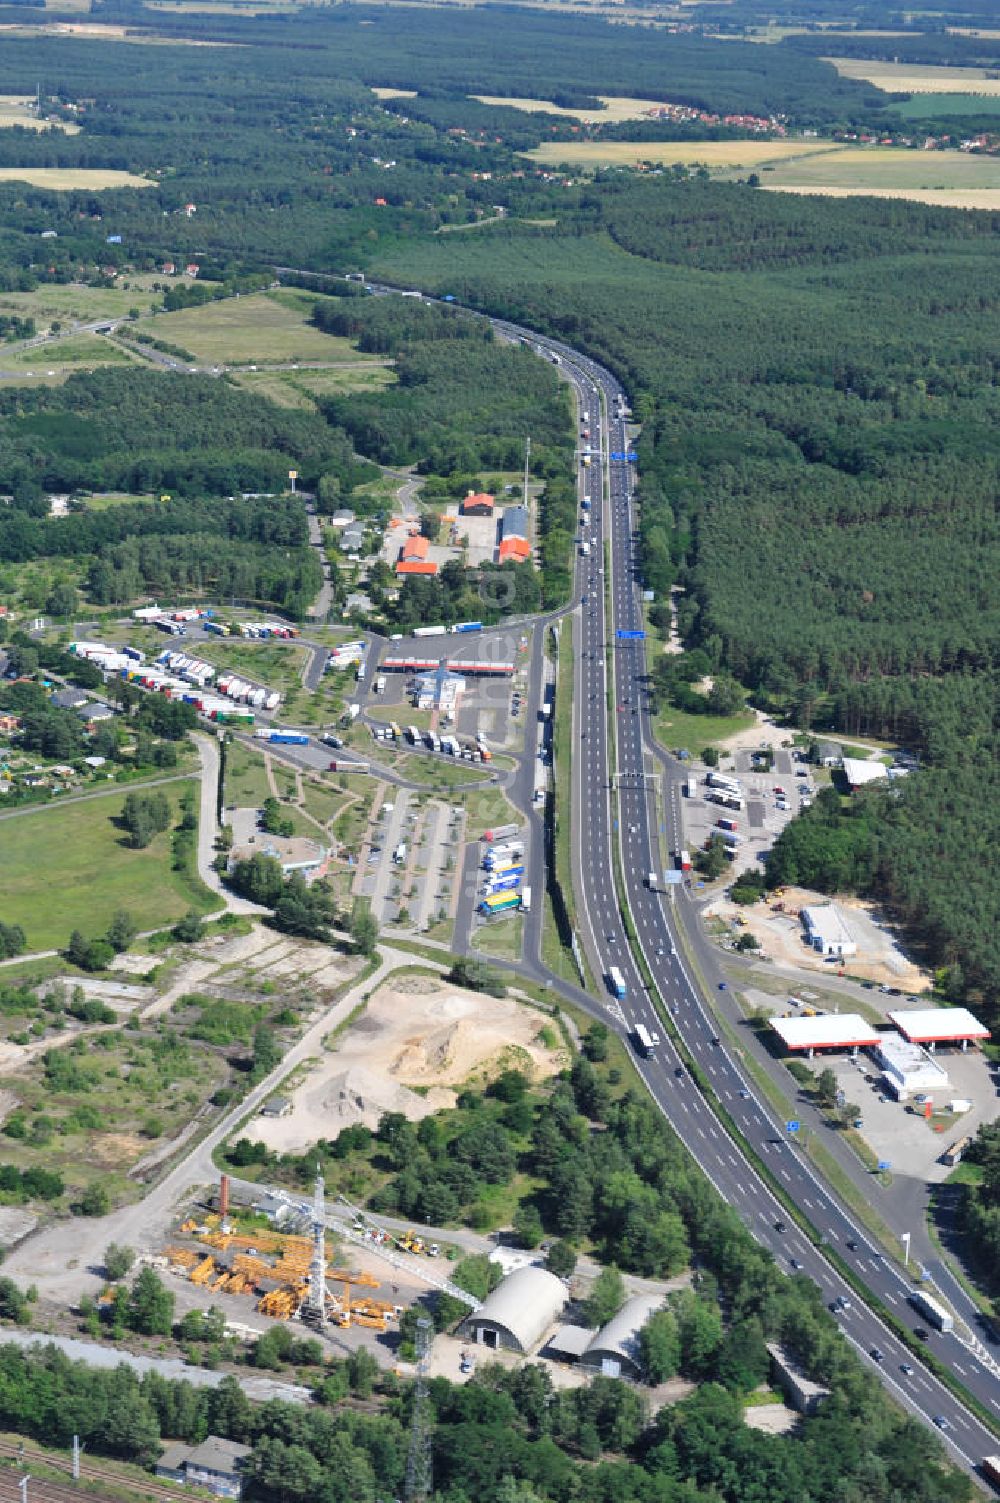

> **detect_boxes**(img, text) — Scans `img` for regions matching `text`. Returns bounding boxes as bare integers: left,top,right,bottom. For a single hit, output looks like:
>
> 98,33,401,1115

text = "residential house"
396,532,438,577
461,491,494,517
156,1438,252,1500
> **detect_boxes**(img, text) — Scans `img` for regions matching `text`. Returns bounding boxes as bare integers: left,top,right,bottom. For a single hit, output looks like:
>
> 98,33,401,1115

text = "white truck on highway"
909,1289,954,1332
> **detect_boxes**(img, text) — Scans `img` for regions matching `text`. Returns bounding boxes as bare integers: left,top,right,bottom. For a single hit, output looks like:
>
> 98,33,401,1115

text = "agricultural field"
526,138,844,170
0,780,217,951
0,95,79,132
473,92,679,122
764,185,1000,209
150,290,378,366
757,145,1000,199
823,58,1000,94
895,91,1000,118
371,86,417,100
0,167,151,189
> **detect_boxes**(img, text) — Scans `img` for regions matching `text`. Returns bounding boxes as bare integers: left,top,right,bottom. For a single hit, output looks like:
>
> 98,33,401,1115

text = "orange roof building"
399,534,430,563
461,492,494,516
396,559,438,577
498,537,531,564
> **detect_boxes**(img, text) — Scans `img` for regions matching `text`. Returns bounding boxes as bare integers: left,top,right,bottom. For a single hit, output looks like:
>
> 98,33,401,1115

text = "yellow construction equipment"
232,1253,276,1286
190,1256,217,1286
352,1313,387,1331
329,1268,379,1288
165,1246,200,1268
258,1287,301,1319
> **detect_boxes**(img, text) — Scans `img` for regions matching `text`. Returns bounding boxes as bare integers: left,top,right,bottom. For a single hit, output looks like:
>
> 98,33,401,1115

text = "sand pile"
246,974,568,1152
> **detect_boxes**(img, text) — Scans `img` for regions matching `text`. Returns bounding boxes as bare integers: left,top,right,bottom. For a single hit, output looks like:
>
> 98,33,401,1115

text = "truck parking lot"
681,750,814,880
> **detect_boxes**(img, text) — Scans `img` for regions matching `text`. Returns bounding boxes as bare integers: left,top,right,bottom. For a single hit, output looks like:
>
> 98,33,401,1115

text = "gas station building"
769,1014,880,1058
887,1008,989,1052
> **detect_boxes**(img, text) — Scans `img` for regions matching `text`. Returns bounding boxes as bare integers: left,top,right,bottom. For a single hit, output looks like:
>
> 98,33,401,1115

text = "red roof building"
462,492,494,516
399,534,430,564
498,536,531,564
395,560,438,577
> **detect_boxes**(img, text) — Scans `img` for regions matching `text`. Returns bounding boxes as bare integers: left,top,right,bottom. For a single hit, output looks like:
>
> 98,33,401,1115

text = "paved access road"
485,323,998,1473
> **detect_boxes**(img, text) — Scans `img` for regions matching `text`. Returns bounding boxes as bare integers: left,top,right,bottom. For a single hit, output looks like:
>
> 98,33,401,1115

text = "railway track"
0,1442,181,1503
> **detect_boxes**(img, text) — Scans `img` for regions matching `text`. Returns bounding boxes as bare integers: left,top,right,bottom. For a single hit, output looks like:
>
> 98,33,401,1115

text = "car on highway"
871,1348,884,1362
718,982,728,991
900,1363,914,1376
933,1415,951,1431
774,1220,786,1232
789,1258,802,1270
914,1327,929,1341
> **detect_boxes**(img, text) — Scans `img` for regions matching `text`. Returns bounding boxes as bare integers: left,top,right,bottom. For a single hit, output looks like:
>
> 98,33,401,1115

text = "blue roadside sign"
878,1159,891,1171
786,1120,800,1134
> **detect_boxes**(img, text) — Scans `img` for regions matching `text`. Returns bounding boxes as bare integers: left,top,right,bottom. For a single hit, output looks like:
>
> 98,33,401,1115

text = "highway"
51,269,995,1467
474,314,1000,1474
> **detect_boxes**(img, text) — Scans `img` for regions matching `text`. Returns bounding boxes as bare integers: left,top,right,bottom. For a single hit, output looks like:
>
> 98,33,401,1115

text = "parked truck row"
368,722,492,762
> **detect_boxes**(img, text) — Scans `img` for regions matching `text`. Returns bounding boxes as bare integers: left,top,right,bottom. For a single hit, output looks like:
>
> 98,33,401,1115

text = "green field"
895,92,1000,118
0,333,140,376
655,703,756,759
0,279,164,328
233,363,395,408
759,146,1000,190
0,780,218,950
151,290,380,365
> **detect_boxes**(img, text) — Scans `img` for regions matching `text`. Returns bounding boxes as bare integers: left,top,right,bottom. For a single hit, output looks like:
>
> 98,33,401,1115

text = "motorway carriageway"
485,315,999,1475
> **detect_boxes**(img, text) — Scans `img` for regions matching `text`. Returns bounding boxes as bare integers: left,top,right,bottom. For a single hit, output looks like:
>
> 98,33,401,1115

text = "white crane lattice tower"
307,1166,330,1327
404,1317,433,1503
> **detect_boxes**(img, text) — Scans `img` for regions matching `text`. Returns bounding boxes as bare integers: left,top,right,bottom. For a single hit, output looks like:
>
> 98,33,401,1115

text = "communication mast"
404,1317,433,1503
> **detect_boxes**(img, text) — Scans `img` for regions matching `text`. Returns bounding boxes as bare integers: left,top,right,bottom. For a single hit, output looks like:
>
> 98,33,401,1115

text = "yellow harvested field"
527,139,843,169
476,93,685,123
0,96,79,134
765,185,1000,210
372,87,417,100
823,58,1000,94
0,167,151,189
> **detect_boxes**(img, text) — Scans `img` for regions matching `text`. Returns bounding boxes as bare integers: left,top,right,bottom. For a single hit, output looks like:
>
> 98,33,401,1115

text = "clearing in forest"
0,96,79,132
152,291,377,365
474,93,681,122
0,167,151,189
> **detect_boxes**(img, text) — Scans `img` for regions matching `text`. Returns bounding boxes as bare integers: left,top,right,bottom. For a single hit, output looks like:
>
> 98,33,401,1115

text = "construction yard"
243,971,570,1154
709,885,930,992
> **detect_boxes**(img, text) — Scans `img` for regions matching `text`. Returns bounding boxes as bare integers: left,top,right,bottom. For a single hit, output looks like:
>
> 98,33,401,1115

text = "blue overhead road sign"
616,629,646,640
